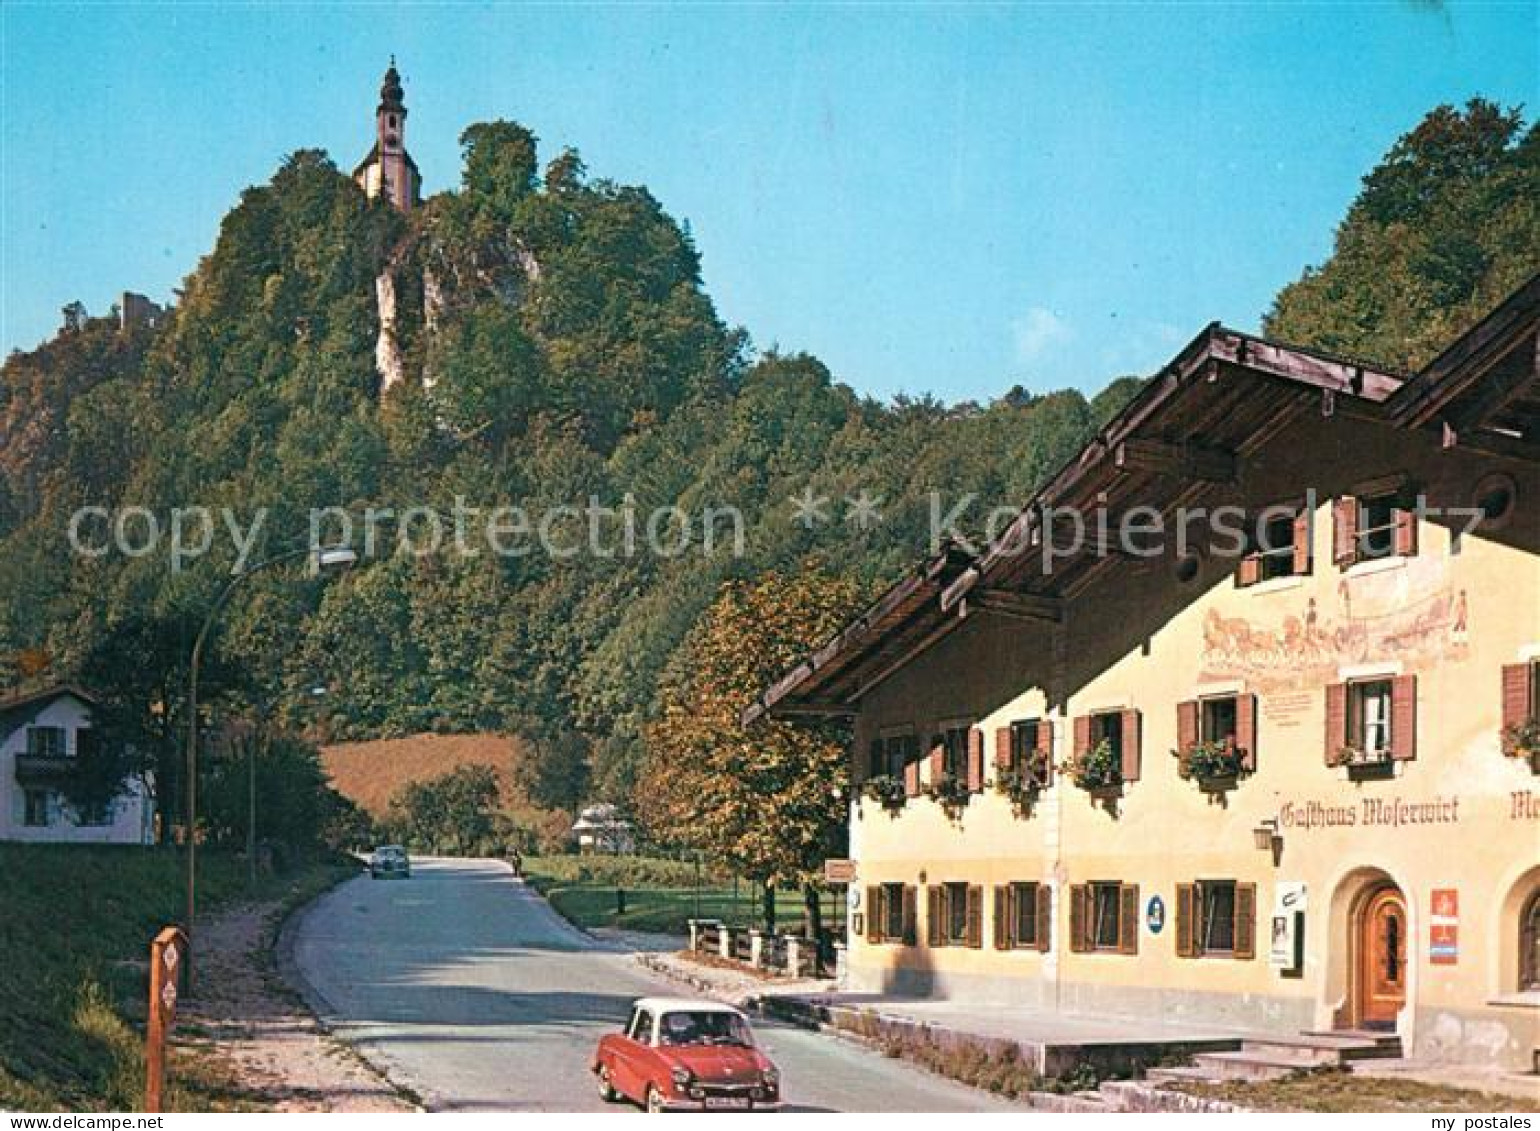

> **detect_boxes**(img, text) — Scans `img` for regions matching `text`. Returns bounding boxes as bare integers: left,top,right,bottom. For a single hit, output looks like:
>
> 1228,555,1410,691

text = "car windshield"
377,847,405,857
657,1010,753,1048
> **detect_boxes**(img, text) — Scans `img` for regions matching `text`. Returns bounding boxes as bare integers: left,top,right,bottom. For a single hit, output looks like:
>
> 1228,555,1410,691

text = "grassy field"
320,732,528,819
520,855,846,937
0,843,351,1112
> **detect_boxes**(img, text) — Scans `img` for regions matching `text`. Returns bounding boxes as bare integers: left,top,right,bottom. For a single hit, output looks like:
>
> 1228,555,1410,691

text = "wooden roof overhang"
1389,272,1540,464
746,324,1405,722
741,544,975,724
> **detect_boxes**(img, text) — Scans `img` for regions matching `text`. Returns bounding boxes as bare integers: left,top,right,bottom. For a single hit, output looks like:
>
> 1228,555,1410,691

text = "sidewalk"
636,951,1540,1110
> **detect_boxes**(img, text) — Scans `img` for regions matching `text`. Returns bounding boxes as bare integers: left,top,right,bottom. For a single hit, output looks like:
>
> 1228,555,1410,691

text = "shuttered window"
998,719,1054,788
1334,490,1418,568
1333,675,1417,768
26,726,66,757
1072,881,1136,953
928,882,983,948
1502,662,1538,754
940,727,970,780
1238,507,1311,587
866,883,916,945
994,883,1048,950
1176,880,1257,960
1082,709,1141,784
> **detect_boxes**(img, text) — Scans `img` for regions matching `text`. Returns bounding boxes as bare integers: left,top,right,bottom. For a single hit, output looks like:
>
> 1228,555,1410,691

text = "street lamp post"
184,545,355,985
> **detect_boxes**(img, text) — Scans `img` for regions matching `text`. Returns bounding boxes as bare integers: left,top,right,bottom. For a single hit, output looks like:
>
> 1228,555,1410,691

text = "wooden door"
1356,887,1407,1028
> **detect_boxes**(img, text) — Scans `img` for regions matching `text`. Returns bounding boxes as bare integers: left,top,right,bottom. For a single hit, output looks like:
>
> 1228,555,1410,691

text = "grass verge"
0,844,353,1111
1169,1067,1539,1113
520,854,844,936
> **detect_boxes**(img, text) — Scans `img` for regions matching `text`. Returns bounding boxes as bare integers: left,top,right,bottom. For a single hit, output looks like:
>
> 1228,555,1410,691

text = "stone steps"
1156,1030,1404,1085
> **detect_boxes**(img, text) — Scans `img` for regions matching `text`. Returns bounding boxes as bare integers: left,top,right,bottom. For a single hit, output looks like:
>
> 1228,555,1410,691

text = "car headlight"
761,1067,780,1088
670,1066,692,1089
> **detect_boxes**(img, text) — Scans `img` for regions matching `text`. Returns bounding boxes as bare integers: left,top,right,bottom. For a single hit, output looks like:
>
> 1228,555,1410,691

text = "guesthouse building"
750,277,1540,1069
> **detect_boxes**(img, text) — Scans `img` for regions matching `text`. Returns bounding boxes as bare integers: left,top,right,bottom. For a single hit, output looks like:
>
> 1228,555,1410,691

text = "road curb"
275,868,431,1112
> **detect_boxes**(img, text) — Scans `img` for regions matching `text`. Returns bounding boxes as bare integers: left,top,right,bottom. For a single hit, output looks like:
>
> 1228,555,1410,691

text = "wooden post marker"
145,925,188,1113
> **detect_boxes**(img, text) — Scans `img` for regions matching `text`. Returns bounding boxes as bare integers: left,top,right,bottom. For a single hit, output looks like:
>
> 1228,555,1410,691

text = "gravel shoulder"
176,885,414,1111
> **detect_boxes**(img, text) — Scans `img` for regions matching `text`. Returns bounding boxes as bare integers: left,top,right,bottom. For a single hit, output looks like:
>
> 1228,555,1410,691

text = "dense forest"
0,98,1533,828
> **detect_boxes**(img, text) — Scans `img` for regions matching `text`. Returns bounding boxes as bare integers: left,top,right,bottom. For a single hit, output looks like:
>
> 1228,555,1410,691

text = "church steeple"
353,57,421,212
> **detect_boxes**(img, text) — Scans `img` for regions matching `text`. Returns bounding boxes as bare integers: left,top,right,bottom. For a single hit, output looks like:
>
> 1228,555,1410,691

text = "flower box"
1198,772,1239,794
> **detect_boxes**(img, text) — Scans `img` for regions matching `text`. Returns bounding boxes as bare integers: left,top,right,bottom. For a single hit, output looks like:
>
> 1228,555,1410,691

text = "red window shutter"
1292,509,1312,575
904,757,920,797
1393,507,1418,557
1324,682,1347,766
967,728,984,793
1234,883,1257,960
1502,664,1533,754
1118,884,1140,954
1176,700,1199,778
926,885,943,947
929,736,945,781
865,886,882,943
1175,883,1196,958
1237,693,1258,772
1332,497,1359,568
1120,709,1142,782
1068,884,1088,953
1035,885,1052,953
994,726,1014,770
1037,720,1055,785
1390,674,1417,760
1237,553,1261,588
993,885,1012,949
1074,714,1091,758
966,885,984,948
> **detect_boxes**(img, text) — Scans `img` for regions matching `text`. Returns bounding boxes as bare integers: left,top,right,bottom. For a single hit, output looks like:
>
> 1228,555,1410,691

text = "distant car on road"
368,845,411,879
593,997,781,1112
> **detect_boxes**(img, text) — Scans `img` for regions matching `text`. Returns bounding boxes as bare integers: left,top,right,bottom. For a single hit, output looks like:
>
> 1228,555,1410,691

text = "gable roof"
744,324,1407,722
1388,271,1540,461
747,278,1540,724
0,684,97,742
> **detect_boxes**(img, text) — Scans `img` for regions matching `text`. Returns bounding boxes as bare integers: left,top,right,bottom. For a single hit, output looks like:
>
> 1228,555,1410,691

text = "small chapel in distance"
353,59,421,212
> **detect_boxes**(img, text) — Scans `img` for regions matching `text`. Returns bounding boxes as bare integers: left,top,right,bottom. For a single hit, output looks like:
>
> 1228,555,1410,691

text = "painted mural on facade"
1199,556,1469,696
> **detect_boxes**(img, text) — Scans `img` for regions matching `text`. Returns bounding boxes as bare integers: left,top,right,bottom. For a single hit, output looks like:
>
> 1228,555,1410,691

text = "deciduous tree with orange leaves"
639,568,863,937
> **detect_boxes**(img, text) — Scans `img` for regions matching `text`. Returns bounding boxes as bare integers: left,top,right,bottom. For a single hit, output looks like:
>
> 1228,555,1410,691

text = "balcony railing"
15,754,75,784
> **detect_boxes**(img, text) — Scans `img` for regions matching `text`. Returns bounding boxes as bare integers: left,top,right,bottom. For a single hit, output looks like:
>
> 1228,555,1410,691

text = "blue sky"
2,3,1534,403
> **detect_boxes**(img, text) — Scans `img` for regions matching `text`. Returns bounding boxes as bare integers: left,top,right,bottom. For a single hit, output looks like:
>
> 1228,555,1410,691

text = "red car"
593,997,782,1112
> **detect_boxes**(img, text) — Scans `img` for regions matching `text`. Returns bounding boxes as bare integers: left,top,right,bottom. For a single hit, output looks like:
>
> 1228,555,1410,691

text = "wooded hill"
0,99,1532,820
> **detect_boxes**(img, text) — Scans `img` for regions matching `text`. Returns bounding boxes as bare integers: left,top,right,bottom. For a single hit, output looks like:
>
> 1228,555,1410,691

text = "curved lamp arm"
184,544,355,967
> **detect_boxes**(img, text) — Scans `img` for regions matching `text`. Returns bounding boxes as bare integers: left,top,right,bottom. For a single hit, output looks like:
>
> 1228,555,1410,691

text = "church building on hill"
353,58,421,213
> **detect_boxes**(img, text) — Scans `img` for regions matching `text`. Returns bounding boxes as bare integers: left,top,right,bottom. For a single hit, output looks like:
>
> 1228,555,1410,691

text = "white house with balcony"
0,685,155,844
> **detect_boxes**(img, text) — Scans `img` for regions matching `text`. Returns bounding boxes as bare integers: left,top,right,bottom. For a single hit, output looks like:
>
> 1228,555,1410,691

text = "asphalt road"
290,857,1023,1112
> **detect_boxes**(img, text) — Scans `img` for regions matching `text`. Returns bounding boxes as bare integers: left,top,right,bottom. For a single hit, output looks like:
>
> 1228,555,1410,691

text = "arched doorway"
1355,884,1408,1029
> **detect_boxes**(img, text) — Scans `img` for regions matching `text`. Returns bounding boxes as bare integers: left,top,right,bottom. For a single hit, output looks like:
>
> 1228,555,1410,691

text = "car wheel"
596,1067,618,1103
645,1085,666,1113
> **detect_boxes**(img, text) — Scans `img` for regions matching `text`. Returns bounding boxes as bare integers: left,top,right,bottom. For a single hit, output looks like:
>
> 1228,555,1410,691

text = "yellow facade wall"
846,414,1540,1066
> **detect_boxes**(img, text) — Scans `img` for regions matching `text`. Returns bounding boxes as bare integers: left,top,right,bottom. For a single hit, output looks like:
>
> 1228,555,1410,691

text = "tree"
459,121,539,218
1265,99,1539,370
639,570,864,935
202,728,335,855
385,764,507,855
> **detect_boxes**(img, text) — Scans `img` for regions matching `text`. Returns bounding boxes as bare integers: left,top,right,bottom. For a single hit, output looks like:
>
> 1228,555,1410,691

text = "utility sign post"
145,925,188,1113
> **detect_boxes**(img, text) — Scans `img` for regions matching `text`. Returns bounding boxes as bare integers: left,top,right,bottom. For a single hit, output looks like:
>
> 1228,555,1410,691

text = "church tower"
353,58,421,212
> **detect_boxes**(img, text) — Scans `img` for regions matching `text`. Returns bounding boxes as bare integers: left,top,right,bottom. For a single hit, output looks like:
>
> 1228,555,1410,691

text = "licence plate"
704,1097,750,1110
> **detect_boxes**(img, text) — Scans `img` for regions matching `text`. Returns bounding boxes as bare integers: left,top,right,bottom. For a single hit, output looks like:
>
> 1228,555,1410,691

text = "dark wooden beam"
1443,332,1539,436
770,703,857,719
963,589,1064,624
1114,437,1236,483
1435,421,1540,467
